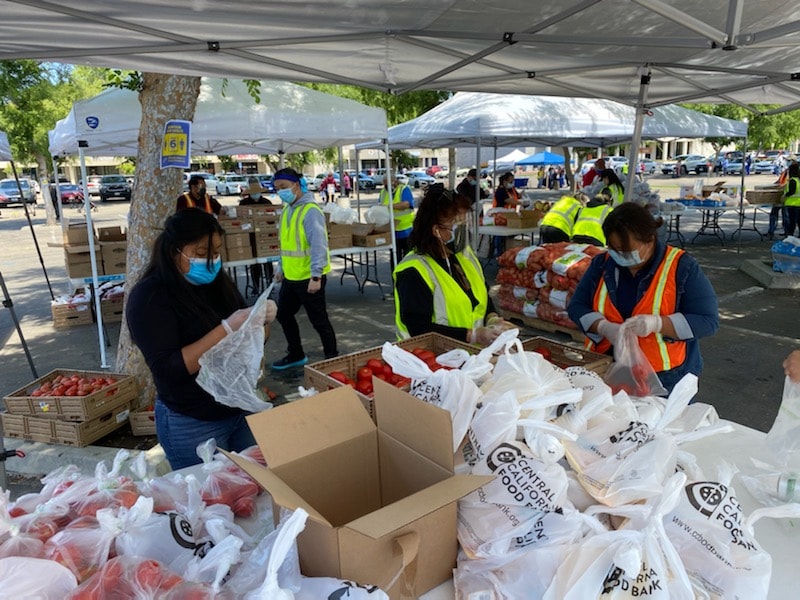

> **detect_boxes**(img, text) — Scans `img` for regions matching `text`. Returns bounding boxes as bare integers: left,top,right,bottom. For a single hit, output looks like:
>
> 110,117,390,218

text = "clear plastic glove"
485,313,517,332
622,314,663,337
264,299,277,324
273,270,284,283
596,319,622,346
470,326,501,347
222,307,252,333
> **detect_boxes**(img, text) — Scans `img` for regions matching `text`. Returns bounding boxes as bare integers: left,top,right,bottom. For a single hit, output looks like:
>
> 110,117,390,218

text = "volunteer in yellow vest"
568,203,719,394
272,167,337,370
380,173,416,261
176,175,226,216
394,184,515,346
571,194,613,246
599,168,625,207
539,193,587,243
782,161,800,237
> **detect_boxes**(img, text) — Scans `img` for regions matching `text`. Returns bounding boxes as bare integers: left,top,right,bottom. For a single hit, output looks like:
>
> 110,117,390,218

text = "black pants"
276,276,337,359
540,225,570,244
786,206,800,238
395,235,411,263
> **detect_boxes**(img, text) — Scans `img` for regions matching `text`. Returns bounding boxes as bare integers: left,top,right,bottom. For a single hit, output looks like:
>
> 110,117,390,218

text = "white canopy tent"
486,149,530,174
49,78,388,368
2,1,800,110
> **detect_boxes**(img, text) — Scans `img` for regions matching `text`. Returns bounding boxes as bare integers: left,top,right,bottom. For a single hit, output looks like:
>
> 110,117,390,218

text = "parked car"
661,154,707,175
724,160,744,175
638,159,658,174
754,159,775,174
51,182,84,204
349,170,375,191
0,178,36,205
370,168,387,186
257,174,275,193
99,174,132,202
216,174,248,195
183,172,220,194
310,173,340,193
84,175,103,197
425,165,444,177
405,169,436,188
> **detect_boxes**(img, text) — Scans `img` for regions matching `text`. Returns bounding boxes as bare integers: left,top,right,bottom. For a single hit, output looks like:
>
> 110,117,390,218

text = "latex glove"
307,278,322,294
623,314,663,337
485,314,516,332
470,326,501,347
273,270,284,283
222,307,252,333
264,299,278,324
784,350,800,383
596,319,622,346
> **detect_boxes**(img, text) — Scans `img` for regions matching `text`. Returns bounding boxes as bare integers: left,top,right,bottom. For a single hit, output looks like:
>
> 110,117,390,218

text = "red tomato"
418,350,436,363
31,389,43,397
65,387,77,397
374,373,387,381
355,380,373,395
53,385,67,396
395,377,412,389
533,347,553,361
411,347,426,356
357,367,373,381
382,364,394,378
328,371,348,383
366,358,384,372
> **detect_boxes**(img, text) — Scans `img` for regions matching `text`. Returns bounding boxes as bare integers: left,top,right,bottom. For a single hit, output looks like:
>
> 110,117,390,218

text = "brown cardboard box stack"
505,208,544,228
248,207,281,258
220,208,282,260
63,222,100,278
218,214,253,262
327,221,354,250
98,226,128,275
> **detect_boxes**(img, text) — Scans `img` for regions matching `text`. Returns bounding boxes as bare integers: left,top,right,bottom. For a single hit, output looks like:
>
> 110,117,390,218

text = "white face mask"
608,248,643,267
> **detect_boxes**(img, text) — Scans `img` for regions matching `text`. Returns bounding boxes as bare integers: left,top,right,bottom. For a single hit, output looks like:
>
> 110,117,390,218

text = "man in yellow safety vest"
380,173,416,261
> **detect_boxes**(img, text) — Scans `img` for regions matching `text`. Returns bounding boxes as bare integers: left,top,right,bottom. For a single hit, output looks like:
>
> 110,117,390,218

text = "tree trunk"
116,73,201,406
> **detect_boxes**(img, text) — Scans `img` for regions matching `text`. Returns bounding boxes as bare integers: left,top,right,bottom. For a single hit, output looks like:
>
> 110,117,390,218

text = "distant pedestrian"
342,172,352,198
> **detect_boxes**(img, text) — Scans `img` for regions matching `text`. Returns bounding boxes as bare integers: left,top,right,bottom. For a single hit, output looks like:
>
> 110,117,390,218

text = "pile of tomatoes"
29,373,118,398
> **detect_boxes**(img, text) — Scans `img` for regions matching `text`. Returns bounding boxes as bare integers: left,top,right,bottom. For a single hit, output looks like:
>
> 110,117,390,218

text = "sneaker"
271,355,308,370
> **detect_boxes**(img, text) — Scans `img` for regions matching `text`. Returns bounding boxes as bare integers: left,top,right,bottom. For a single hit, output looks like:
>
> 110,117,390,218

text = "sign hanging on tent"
160,119,191,169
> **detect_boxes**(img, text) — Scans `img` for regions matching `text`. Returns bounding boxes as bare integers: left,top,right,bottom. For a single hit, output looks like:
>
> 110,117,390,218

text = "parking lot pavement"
0,184,797,494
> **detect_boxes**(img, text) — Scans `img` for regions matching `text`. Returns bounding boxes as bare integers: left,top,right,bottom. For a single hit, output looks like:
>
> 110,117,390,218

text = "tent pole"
474,136,482,251
278,149,285,170
78,143,109,369
355,148,361,218
9,161,55,300
626,68,651,203
737,135,748,255
51,155,67,242
384,140,398,277
337,146,344,204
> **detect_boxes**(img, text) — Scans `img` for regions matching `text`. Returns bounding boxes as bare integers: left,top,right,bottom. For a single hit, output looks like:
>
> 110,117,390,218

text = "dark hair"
409,184,471,257
602,203,664,251
600,169,623,188
499,171,514,184
142,208,240,328
789,162,800,178
467,168,477,178
188,175,205,188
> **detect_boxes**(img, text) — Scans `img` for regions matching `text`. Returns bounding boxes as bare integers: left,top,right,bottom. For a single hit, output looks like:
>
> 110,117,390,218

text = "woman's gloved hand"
470,326,502,347
222,307,253,334
485,313,517,332
264,299,277,324
596,319,622,346
622,314,663,337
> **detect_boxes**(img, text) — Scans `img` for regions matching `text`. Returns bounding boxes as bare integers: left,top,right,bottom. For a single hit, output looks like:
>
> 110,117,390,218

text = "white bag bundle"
563,375,699,507
457,440,580,559
545,473,694,600
458,391,519,472
663,462,800,599
329,205,358,224
296,578,389,599
765,375,800,469
0,556,77,599
382,342,482,452
197,288,274,414
365,204,391,226
481,341,579,421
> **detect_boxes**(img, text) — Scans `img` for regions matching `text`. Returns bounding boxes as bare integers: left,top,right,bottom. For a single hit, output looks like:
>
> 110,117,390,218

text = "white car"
405,169,436,188
216,174,248,195
184,172,220,194
638,159,658,174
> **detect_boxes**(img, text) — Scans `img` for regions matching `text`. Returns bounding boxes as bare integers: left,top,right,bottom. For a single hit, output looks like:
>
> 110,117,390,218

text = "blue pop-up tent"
516,151,565,166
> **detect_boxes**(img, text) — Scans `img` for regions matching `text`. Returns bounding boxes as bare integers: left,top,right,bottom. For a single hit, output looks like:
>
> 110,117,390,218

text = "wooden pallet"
497,307,585,343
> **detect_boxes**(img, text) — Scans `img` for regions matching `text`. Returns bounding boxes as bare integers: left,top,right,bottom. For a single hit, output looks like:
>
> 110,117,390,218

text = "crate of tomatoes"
304,332,478,419
3,369,138,422
520,336,612,376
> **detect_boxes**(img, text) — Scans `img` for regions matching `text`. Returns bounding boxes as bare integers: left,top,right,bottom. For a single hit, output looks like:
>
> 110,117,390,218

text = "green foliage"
684,103,800,152
218,155,237,172
105,69,144,92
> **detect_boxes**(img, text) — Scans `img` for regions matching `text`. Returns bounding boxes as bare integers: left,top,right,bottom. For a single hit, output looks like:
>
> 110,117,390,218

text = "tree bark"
116,73,201,406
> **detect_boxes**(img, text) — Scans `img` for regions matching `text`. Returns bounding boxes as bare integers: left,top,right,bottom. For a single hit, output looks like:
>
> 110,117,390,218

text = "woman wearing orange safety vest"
176,175,225,216
567,203,719,394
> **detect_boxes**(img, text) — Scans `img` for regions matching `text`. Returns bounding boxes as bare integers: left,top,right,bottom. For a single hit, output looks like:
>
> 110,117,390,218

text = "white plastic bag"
197,288,274,414
382,342,481,452
296,577,389,599
365,205,391,226
0,556,77,599
329,205,358,224
765,375,800,469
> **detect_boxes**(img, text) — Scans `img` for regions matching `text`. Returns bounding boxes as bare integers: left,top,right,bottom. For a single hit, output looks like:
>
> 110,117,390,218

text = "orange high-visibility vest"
183,191,213,214
586,246,687,372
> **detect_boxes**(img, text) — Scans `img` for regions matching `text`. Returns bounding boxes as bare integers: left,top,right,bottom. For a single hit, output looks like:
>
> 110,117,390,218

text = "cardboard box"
327,222,353,237
226,245,254,261
100,241,127,270
505,209,543,228
100,297,125,323
218,216,253,233
64,247,102,278
328,234,353,250
97,225,127,242
242,205,280,219
63,222,93,245
254,244,280,258
225,232,252,249
353,233,390,247
225,381,490,599
252,217,279,233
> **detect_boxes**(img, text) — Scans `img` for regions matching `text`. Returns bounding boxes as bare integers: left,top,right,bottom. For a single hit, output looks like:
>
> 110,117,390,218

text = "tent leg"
384,140,397,285
9,161,55,300
737,135,748,255
626,68,651,203
78,145,109,369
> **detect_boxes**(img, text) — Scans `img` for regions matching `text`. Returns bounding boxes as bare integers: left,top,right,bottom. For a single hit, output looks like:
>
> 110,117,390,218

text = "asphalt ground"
0,172,797,498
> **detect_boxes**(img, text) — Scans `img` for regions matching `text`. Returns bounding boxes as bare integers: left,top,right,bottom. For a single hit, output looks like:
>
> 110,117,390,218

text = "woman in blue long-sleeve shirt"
567,203,719,393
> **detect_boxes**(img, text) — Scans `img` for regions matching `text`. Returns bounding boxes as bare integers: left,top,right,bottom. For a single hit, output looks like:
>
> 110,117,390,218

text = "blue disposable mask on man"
183,254,221,285
469,179,478,186
277,188,296,204
250,192,261,201
608,248,643,267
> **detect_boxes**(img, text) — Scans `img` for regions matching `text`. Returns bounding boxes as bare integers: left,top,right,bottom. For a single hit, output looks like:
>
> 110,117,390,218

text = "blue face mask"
277,188,296,204
608,248,643,267
183,254,221,285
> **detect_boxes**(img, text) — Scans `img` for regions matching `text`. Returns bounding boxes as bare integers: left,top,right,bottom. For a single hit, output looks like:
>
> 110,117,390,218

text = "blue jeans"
155,399,256,470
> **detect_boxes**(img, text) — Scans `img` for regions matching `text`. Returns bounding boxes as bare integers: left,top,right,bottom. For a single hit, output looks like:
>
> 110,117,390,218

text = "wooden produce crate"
304,332,478,419
52,301,93,329
1,402,132,447
129,405,156,436
520,336,612,376
3,370,138,422
100,297,124,323
746,188,783,205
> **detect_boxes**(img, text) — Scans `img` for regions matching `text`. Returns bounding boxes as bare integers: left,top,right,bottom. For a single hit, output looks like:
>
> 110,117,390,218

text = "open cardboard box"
224,379,491,599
